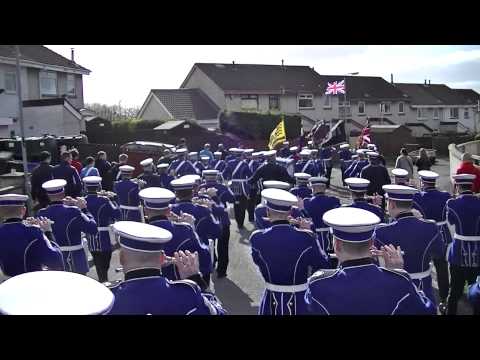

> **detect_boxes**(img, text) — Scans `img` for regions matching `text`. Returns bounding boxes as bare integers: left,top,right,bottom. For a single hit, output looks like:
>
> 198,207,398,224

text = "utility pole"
15,45,33,214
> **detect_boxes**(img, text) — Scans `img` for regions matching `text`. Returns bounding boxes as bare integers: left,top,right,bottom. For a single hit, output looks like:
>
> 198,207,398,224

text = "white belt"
120,205,140,211
436,221,447,226
454,233,480,242
316,227,330,232
231,179,247,182
265,282,308,293
59,244,84,252
98,226,110,231
409,268,432,280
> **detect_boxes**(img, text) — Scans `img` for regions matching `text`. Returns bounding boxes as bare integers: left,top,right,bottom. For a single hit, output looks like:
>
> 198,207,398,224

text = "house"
179,63,413,133
180,62,326,130
313,74,411,135
394,82,479,135
0,45,91,137
137,88,220,130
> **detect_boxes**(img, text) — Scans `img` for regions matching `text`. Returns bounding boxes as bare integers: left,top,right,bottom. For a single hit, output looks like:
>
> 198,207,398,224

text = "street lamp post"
15,45,33,214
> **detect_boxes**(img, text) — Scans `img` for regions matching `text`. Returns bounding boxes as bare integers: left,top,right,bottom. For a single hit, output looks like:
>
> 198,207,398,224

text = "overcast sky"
46,45,480,108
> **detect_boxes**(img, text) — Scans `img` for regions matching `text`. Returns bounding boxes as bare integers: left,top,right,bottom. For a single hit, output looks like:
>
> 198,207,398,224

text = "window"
39,71,57,96
398,102,404,114
4,72,16,93
66,74,76,97
323,95,331,108
380,102,391,114
240,95,258,110
269,95,280,110
449,108,459,119
298,94,313,109
433,108,439,120
464,108,470,119
358,101,365,114
417,108,427,119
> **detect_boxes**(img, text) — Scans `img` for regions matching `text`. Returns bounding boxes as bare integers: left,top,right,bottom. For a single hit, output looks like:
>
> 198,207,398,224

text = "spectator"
31,151,54,212
456,152,480,193
177,138,188,151
199,143,214,161
95,151,112,191
52,151,82,197
70,148,82,174
415,148,431,172
80,157,100,178
395,148,414,180
109,153,129,184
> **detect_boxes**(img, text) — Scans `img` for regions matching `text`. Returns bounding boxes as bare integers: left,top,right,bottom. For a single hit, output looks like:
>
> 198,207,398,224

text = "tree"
85,102,140,122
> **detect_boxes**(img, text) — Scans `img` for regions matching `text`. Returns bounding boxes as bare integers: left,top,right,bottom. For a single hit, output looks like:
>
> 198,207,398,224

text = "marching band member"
156,163,174,190
305,207,436,315
345,149,368,178
0,271,114,315
107,222,225,315
360,151,391,198
0,194,64,277
199,170,235,278
344,178,385,223
279,141,290,158
168,148,197,177
295,149,317,177
222,148,252,230
250,188,329,315
468,276,480,315
189,152,200,172
290,173,313,200
83,176,122,283
170,177,221,284
391,168,410,185
195,155,211,174
343,154,358,179
139,187,211,281
303,177,340,260
445,174,480,315
412,170,452,314
114,165,144,222
373,185,444,306
320,145,334,187
246,151,263,224
211,151,226,172
138,158,162,188
338,143,353,185
38,179,97,275
254,180,304,230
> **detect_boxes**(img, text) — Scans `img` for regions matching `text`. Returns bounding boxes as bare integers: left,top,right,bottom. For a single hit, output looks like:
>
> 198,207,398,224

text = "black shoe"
216,272,227,279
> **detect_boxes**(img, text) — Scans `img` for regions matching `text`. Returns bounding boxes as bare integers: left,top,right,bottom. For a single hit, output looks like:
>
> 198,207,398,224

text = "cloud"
45,45,480,106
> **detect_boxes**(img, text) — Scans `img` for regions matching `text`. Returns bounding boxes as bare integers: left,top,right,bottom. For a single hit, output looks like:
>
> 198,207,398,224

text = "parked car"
119,141,176,177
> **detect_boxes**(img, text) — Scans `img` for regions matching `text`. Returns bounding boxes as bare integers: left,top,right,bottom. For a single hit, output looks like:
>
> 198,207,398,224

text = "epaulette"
294,227,315,237
103,279,122,289
308,268,340,284
418,218,436,224
171,278,202,292
380,267,411,282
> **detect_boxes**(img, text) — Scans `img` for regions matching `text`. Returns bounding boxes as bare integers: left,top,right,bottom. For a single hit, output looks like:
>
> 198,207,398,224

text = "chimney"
428,79,431,85
424,79,427,85
390,73,394,84
281,59,284,67
232,60,235,65
71,48,75,62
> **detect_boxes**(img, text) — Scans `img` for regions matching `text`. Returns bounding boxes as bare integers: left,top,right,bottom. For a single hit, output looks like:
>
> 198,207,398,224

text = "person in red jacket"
70,148,83,175
456,152,480,193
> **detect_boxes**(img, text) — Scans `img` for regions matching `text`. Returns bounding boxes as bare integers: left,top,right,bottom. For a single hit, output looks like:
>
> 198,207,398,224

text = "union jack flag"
325,80,346,95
